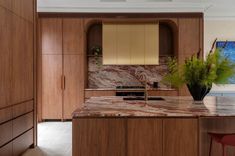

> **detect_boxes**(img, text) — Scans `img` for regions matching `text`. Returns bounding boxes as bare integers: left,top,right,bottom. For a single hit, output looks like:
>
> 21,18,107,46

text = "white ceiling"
37,0,235,19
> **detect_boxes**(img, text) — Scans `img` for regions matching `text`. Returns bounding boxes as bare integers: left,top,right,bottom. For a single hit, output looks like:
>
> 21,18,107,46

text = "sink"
123,97,165,101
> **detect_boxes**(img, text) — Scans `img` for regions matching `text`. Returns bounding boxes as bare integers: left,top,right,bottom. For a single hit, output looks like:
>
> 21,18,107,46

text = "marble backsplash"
88,57,170,88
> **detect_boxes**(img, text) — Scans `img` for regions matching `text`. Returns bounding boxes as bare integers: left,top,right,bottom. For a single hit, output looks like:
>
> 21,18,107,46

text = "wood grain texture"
12,0,34,22
63,18,84,54
178,18,201,96
0,142,12,156
73,118,126,156
0,7,11,109
41,18,62,54
63,55,84,119
13,128,33,156
12,100,34,118
12,14,34,104
0,0,35,153
0,121,13,147
37,18,43,122
0,0,12,10
13,112,33,138
42,55,63,119
87,23,102,55
199,117,235,156
0,107,12,124
127,118,163,156
163,118,198,156
159,23,174,56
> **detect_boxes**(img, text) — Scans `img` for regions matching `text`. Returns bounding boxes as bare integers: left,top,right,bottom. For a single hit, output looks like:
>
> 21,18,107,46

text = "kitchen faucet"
135,69,148,101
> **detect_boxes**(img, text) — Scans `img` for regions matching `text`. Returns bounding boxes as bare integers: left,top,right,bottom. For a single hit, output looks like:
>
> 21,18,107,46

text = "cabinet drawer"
13,112,33,138
0,107,12,124
0,121,12,147
0,142,12,156
13,129,33,156
13,100,33,118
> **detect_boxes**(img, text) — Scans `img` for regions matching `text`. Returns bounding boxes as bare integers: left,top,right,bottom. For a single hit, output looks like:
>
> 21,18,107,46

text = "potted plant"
163,39,235,101
90,45,102,66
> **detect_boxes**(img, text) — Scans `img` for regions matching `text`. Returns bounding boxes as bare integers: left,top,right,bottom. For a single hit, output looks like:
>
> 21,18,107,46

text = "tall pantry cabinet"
40,18,84,120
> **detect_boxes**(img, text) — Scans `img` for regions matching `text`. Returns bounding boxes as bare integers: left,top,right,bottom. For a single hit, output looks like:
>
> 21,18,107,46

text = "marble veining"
88,57,170,88
73,96,235,117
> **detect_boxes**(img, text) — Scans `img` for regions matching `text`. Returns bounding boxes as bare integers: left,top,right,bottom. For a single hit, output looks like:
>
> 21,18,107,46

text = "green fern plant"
163,40,235,88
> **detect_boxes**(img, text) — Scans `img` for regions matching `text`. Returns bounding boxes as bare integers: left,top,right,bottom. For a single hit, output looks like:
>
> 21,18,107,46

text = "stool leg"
222,144,226,156
209,137,212,156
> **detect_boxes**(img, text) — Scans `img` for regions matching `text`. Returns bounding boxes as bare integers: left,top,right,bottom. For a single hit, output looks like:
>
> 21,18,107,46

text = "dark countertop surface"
73,96,235,118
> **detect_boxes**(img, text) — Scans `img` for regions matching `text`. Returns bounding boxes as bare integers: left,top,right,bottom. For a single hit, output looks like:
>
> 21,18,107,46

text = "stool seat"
208,132,235,156
208,133,235,146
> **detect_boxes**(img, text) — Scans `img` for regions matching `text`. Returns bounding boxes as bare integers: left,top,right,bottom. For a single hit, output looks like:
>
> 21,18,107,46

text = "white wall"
204,20,235,91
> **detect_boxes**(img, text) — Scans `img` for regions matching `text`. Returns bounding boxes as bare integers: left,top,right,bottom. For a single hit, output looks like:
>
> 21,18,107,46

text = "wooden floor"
23,122,72,156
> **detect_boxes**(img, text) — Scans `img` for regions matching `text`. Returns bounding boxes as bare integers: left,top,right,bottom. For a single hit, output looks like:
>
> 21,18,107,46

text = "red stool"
208,132,235,156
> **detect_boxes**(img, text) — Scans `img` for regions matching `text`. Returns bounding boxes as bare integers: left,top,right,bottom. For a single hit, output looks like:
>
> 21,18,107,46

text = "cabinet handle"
61,75,64,90
64,76,66,90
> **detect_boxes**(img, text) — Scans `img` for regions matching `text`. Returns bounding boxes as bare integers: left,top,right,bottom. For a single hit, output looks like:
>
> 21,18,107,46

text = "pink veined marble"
73,96,235,117
88,57,170,88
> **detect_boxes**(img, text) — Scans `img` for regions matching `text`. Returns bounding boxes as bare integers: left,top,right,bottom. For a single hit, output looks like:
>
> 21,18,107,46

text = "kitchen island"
73,96,235,156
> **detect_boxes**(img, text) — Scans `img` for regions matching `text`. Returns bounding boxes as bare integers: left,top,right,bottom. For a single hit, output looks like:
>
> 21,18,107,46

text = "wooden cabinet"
40,18,85,120
0,121,13,147
0,0,35,154
41,18,84,55
13,112,34,138
12,0,34,22
163,119,198,156
12,100,33,118
0,128,33,156
63,55,84,119
103,23,159,65
42,54,84,120
0,7,11,109
0,107,12,124
127,119,163,156
42,55,63,119
13,129,33,156
63,18,84,54
73,118,126,156
178,18,202,96
12,14,34,104
0,101,34,156
199,117,235,156
0,142,12,156
73,118,198,156
41,18,62,54
0,0,12,10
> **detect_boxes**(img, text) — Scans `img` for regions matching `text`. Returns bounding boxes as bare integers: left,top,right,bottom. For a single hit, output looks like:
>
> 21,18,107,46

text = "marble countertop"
85,88,176,91
73,96,235,117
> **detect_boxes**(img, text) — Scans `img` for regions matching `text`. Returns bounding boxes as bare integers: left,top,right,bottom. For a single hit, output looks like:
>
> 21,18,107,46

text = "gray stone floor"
23,122,72,156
